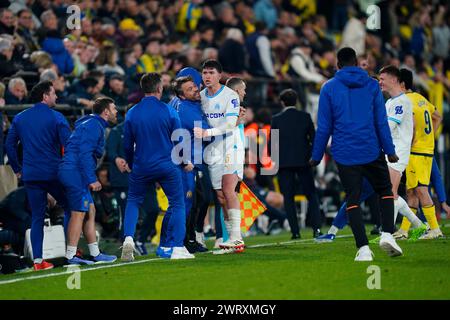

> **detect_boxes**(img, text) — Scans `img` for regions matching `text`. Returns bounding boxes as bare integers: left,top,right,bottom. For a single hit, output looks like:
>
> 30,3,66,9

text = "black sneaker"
291,233,301,240
370,225,381,235
313,229,323,238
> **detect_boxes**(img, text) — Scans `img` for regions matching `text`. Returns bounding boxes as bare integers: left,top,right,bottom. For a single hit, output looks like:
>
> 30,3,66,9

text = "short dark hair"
379,65,400,82
226,77,245,90
337,47,357,68
81,77,99,89
93,97,114,115
279,89,298,107
140,72,162,94
87,70,105,80
30,81,53,103
173,75,193,98
201,59,223,73
399,68,413,90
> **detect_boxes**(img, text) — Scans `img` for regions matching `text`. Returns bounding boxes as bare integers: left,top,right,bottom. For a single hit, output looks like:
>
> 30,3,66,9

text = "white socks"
34,258,43,264
395,196,422,228
328,225,339,235
124,236,134,244
88,242,100,257
66,245,77,260
227,208,242,241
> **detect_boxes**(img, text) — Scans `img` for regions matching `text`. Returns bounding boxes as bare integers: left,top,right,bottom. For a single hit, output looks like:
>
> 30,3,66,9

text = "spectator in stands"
215,3,246,38
219,28,248,76
36,9,58,44
0,37,18,78
96,45,125,76
253,0,278,30
5,78,28,116
116,18,142,49
289,39,326,84
68,77,100,110
103,74,128,107
15,8,40,54
339,10,367,56
0,8,15,35
431,6,450,59
138,38,165,74
246,21,275,78
198,25,216,49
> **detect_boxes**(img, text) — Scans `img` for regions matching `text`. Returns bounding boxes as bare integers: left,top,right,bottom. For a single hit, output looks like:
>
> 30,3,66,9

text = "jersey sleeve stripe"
388,117,401,124
225,112,239,117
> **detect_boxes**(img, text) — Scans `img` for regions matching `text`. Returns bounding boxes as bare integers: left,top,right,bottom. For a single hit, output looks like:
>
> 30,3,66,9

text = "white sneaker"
219,239,245,252
170,246,195,260
379,232,403,257
354,246,374,261
419,228,444,240
214,237,223,249
392,229,408,240
121,238,135,262
195,231,206,247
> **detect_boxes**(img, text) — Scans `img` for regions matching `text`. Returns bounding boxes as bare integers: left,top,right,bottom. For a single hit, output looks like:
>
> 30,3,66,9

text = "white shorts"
208,149,244,190
386,151,409,173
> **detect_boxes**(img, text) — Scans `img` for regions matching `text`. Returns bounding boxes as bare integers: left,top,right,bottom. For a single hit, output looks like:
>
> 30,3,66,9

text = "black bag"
0,252,21,274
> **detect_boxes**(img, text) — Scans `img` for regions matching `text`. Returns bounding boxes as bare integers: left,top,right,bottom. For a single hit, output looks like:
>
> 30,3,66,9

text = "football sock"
423,205,439,230
88,242,100,257
224,220,232,239
328,225,339,235
34,258,43,264
66,245,77,260
397,197,422,228
400,207,416,232
228,208,242,241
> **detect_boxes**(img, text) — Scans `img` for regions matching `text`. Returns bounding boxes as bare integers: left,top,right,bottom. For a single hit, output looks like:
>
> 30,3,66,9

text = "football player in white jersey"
378,65,426,235
194,60,245,252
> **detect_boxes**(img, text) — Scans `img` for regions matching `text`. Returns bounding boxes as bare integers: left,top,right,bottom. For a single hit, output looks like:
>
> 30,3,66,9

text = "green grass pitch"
1,222,449,300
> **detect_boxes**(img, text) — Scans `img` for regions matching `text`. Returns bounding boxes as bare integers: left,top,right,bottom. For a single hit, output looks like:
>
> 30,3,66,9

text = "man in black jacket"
271,89,322,239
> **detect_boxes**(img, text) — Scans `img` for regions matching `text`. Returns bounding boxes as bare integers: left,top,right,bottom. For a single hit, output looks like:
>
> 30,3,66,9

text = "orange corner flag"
239,181,267,233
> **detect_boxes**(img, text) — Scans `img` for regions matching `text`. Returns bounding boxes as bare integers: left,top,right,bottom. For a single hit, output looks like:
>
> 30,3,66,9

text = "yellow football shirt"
406,92,436,155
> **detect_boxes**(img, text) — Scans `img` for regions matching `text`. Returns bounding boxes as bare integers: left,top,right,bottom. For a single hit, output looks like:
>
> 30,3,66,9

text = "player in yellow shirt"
394,69,444,239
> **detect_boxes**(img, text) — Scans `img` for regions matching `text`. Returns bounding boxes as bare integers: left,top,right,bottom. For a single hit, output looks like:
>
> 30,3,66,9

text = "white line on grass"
0,235,353,286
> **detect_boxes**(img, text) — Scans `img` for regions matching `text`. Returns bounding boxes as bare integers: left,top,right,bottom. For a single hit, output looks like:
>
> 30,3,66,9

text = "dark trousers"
336,154,394,248
278,166,322,236
114,185,159,242
24,180,70,260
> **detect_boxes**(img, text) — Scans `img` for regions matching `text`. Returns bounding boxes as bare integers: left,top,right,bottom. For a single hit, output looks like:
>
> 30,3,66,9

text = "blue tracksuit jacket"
312,66,395,165
124,96,181,174
177,98,211,170
59,114,108,185
5,102,71,181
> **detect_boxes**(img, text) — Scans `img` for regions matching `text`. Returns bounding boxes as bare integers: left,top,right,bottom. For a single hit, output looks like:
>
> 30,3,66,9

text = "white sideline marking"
0,235,353,286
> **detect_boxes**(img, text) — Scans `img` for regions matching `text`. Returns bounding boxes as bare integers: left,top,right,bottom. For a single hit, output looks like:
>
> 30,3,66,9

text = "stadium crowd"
0,0,449,270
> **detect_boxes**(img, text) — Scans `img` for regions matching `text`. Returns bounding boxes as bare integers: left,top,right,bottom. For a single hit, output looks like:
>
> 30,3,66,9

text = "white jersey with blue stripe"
385,92,413,160
200,85,245,165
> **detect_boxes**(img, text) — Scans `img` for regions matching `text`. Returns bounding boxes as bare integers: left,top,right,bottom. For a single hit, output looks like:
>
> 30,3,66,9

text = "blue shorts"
58,169,93,212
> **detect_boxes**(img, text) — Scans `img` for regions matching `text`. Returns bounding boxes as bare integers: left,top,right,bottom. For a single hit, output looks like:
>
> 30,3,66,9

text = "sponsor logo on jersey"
418,100,425,107
231,98,239,108
206,112,225,118
395,106,403,115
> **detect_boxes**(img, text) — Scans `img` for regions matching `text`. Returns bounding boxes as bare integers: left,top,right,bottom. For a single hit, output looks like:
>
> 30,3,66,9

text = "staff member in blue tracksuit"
5,81,71,271
59,97,118,265
172,75,211,253
106,120,160,255
310,47,401,262
121,72,193,261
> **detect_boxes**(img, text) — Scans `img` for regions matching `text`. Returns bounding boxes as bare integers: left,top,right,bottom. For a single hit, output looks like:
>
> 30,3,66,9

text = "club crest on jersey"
214,104,220,110
231,98,239,108
395,106,403,115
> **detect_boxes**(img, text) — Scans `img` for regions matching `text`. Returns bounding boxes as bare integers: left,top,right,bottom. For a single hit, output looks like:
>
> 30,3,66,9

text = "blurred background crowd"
0,0,449,251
